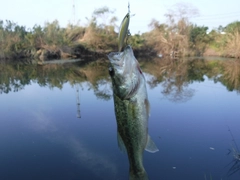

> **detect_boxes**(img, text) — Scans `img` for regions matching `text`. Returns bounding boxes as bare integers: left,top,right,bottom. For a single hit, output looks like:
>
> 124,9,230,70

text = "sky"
1,0,240,34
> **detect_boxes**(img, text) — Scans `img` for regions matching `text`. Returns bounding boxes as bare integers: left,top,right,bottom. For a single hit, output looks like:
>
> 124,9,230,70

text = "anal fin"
145,135,159,153
117,132,127,153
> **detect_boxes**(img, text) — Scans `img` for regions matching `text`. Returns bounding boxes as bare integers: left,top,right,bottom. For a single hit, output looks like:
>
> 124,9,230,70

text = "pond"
0,57,240,180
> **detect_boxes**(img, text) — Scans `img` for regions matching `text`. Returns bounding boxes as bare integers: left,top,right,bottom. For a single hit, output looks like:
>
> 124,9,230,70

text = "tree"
223,21,240,58
189,25,209,55
145,3,199,57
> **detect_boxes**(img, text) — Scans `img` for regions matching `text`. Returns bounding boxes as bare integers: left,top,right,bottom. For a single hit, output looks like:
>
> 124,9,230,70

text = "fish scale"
114,94,147,179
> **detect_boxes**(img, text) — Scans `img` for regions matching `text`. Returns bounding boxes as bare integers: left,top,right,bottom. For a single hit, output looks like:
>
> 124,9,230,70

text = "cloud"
26,108,120,179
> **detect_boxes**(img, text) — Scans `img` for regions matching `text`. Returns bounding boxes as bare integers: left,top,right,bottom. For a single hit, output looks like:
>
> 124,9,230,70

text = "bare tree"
146,3,199,57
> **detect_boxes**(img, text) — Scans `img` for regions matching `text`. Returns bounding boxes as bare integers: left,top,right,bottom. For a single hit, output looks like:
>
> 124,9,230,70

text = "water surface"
0,58,240,180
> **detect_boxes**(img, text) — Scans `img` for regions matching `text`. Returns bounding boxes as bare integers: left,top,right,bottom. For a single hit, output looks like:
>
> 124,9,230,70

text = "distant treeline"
1,5,240,60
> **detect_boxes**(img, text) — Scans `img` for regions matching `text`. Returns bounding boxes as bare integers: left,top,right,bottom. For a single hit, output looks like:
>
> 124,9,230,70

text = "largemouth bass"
108,45,159,180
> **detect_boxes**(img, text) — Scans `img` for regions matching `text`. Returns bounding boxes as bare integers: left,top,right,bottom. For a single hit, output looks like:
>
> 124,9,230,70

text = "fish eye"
109,67,115,76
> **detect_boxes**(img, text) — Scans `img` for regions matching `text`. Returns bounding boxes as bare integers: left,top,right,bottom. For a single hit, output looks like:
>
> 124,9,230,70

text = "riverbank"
0,44,107,61
1,11,240,61
0,44,159,63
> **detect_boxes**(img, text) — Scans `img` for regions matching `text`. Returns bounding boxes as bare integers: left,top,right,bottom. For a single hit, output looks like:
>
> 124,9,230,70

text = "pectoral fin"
145,135,159,153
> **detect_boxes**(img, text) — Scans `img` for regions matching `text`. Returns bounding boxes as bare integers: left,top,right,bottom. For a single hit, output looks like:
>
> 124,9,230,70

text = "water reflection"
1,57,240,179
217,60,240,92
27,102,119,179
1,58,240,98
227,147,240,177
142,57,240,101
75,84,81,118
226,126,240,177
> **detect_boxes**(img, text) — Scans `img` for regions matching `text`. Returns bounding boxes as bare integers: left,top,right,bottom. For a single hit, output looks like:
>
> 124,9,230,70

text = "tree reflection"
1,57,240,100
216,59,240,93
161,80,195,102
143,57,240,102
93,79,112,100
0,59,112,101
142,58,195,102
76,60,112,100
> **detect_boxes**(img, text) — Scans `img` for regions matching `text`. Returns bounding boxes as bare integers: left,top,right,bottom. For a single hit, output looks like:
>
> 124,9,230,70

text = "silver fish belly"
108,45,158,180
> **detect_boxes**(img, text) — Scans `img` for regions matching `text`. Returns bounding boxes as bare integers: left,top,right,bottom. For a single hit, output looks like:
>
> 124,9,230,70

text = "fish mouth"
124,45,131,51
123,45,132,54
107,45,133,68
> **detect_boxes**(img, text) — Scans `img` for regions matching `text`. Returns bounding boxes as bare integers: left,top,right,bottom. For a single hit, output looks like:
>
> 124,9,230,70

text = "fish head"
108,45,143,99
108,45,134,74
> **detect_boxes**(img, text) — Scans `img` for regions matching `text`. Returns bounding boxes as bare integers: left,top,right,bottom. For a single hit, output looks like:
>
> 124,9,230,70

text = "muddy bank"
0,44,107,61
203,48,221,57
0,43,159,62
203,47,240,59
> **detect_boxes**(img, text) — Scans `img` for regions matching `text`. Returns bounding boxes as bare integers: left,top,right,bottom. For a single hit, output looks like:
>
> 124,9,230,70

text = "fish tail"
129,169,149,180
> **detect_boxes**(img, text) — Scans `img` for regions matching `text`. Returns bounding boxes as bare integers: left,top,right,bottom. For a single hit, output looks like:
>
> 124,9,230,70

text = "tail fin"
129,169,149,180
